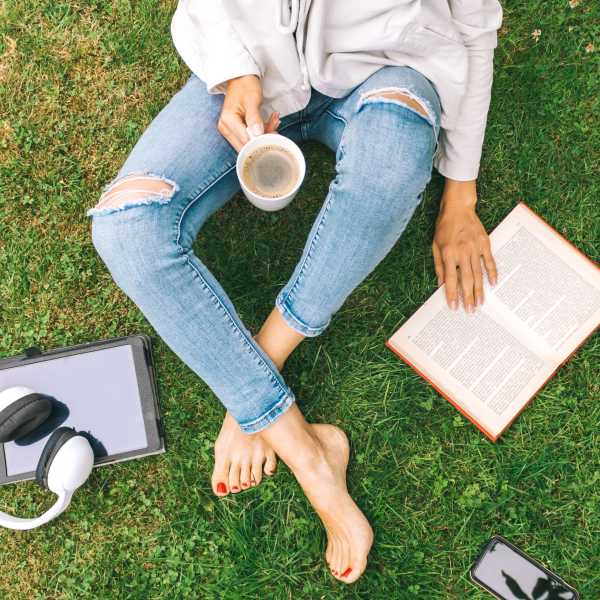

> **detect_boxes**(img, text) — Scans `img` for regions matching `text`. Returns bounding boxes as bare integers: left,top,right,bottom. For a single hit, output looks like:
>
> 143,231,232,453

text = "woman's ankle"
258,405,324,469
253,332,286,371
254,307,305,371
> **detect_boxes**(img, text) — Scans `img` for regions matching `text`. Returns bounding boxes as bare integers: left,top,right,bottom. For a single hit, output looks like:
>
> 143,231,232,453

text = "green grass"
0,1,598,598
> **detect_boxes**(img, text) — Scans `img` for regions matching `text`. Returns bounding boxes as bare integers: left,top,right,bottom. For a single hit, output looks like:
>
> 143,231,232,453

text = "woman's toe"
325,539,333,567
240,461,252,490
228,463,242,493
332,536,343,578
339,537,351,581
343,556,367,584
211,460,230,496
264,450,277,476
251,456,264,487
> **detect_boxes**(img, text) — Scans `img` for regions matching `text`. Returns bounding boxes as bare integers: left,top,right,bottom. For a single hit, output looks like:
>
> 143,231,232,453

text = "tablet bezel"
0,334,165,486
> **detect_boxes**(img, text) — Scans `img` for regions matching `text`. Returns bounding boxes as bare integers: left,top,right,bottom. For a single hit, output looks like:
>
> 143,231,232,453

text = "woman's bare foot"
292,423,374,583
258,406,373,583
211,411,277,496
211,319,303,498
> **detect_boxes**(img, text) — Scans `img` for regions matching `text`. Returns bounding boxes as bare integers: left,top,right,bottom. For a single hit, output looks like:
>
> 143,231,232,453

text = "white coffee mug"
236,130,306,212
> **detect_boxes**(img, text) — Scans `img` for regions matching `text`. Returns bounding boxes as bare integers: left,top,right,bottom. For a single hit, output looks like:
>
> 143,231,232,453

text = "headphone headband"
0,387,94,530
0,491,72,531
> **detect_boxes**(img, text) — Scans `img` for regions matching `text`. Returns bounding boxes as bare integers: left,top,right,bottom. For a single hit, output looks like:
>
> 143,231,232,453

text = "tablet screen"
0,344,148,476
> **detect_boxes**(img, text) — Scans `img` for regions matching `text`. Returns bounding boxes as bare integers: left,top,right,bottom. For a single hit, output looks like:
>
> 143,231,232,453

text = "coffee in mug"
241,145,300,199
236,132,306,212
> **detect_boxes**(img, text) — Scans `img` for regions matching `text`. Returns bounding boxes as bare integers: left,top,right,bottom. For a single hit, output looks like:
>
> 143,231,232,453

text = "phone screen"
471,537,578,600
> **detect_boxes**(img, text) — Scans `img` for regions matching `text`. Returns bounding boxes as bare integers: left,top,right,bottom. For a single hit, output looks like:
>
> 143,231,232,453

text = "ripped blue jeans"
88,66,441,433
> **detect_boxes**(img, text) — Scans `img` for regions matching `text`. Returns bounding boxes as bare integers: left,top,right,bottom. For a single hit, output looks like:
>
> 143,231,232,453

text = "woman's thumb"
245,105,265,137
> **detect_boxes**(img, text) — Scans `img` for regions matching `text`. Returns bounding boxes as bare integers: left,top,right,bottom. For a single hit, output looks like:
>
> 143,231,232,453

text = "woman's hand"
432,179,497,312
217,75,279,151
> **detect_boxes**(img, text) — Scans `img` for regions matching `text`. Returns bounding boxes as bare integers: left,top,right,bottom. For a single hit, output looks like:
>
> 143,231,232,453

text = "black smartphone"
470,536,579,600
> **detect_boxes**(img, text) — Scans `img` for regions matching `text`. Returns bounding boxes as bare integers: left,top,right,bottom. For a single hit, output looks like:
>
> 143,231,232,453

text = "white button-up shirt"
171,0,503,181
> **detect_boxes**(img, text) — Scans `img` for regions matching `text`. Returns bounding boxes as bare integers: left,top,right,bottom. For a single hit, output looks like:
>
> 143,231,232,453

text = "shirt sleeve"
170,0,261,94
433,0,503,181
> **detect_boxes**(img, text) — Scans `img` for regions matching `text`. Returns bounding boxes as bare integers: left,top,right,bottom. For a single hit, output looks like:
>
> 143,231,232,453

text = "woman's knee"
341,95,438,197
359,92,436,153
355,66,442,134
88,172,179,217
89,174,182,290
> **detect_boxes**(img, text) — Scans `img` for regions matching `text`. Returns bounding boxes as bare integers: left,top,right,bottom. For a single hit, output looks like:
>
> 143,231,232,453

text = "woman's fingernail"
250,123,264,136
341,567,352,578
217,482,227,493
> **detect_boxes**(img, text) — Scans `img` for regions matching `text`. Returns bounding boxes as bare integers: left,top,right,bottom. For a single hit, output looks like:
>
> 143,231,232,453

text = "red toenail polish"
217,482,227,493
242,482,248,488
232,486,239,491
341,568,352,578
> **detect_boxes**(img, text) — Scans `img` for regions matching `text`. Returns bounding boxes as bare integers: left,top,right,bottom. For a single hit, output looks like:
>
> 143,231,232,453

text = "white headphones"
0,386,94,530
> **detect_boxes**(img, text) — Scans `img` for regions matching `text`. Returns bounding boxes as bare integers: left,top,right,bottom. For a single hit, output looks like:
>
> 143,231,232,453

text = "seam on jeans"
172,176,291,400
300,120,310,141
280,137,346,308
175,164,237,248
324,109,348,127
182,252,291,400
167,120,307,403
278,118,303,133
282,193,333,304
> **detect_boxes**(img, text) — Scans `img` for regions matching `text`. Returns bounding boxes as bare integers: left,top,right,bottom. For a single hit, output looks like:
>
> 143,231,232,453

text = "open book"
386,203,600,441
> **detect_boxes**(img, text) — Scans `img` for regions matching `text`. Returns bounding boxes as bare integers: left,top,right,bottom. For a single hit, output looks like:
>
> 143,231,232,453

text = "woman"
88,0,502,583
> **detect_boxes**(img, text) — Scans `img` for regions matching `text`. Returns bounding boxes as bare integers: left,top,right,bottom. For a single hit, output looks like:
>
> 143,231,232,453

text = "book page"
388,294,555,438
387,203,600,439
484,204,600,355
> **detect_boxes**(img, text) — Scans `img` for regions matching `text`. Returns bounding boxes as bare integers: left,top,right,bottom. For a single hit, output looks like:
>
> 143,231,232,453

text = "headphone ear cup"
0,393,53,443
35,427,78,490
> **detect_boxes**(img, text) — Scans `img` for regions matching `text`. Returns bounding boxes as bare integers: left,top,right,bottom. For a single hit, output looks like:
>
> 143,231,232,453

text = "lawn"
0,1,598,598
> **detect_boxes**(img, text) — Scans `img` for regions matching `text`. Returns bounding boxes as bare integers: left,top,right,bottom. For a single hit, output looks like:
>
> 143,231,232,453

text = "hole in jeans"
87,173,179,216
359,87,435,126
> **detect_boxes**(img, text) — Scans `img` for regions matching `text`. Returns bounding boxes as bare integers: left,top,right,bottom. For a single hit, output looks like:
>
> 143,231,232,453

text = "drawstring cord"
277,0,299,33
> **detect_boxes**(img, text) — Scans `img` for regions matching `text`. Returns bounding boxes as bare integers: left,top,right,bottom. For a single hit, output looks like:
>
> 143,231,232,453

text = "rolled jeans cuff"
275,292,330,337
238,388,296,434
